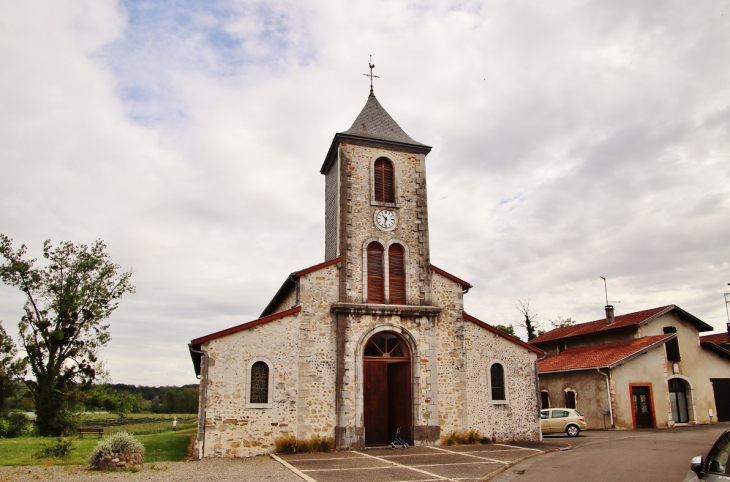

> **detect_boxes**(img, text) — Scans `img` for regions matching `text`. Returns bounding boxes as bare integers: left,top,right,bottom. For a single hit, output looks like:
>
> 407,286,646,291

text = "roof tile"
538,335,672,373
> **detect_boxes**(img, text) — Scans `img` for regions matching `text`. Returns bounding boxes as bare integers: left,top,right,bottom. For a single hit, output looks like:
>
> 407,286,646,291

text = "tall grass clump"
274,434,334,454
442,429,491,446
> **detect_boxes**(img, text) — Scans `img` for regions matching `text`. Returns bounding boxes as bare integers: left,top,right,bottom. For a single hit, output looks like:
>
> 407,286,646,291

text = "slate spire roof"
320,90,431,174
341,92,428,147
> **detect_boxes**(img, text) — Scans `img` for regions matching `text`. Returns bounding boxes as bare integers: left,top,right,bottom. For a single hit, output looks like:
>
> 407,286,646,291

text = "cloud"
0,0,729,385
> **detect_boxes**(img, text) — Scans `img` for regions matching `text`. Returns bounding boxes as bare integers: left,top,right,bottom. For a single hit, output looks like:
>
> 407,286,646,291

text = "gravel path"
0,457,305,482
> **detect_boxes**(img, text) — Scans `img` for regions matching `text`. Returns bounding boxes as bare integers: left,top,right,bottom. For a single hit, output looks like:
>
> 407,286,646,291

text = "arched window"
249,361,269,404
367,242,384,303
388,244,405,304
565,390,576,409
374,158,395,203
490,363,506,401
364,332,410,359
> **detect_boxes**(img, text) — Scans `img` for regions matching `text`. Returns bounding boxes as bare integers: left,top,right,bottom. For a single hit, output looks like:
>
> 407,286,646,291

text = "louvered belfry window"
250,361,269,404
374,158,395,203
388,244,405,304
367,242,385,303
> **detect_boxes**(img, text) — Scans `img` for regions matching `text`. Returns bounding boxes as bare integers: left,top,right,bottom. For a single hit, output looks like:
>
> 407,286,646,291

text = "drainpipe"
189,344,210,459
597,368,615,428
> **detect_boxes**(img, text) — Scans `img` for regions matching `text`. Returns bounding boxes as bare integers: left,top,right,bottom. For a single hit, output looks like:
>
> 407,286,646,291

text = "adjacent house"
188,87,543,458
530,305,730,430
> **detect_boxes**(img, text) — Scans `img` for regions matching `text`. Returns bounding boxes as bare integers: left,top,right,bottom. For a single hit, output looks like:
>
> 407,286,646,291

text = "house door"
632,385,654,429
668,378,689,423
711,379,730,422
363,332,412,446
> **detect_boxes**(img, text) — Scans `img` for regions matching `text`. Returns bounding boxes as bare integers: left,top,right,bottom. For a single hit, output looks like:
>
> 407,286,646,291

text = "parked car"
540,408,587,437
685,428,730,481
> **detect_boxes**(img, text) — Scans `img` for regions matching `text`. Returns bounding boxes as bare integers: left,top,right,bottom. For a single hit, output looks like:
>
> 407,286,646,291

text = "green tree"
85,385,140,418
163,389,177,413
0,235,135,435
495,324,516,336
516,299,541,340
550,316,576,329
0,321,26,408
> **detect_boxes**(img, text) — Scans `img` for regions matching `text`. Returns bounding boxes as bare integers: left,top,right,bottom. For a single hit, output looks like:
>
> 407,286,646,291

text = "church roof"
530,305,712,346
463,313,543,355
537,334,673,373
320,92,431,174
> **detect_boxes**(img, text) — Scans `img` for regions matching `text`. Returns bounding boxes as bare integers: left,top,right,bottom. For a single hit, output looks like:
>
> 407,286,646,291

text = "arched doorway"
363,332,412,446
669,378,689,423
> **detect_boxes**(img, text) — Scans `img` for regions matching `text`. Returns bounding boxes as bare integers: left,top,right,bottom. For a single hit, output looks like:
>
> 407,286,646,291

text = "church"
188,80,543,458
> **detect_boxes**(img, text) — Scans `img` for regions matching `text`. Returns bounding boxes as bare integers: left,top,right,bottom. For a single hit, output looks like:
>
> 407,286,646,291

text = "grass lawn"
0,430,193,466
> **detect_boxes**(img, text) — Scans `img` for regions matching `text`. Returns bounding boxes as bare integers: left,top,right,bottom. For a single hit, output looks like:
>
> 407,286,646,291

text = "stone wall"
202,314,301,457
538,370,610,430
431,271,467,436
337,144,430,304
295,264,340,440
464,322,541,442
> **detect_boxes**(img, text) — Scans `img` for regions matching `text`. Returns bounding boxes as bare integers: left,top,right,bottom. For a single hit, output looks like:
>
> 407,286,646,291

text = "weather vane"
363,55,379,95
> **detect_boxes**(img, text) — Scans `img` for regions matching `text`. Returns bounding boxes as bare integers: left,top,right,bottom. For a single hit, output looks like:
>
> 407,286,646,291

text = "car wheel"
566,425,580,437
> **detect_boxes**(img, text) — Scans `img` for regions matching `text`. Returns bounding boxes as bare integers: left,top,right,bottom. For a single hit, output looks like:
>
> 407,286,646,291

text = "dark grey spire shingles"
341,93,427,147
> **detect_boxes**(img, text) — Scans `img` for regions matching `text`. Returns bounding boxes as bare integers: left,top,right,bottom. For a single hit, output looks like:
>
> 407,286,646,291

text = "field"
0,413,197,466
79,412,197,436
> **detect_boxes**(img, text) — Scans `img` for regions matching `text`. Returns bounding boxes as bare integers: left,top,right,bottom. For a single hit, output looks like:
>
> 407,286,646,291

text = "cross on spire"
363,55,379,95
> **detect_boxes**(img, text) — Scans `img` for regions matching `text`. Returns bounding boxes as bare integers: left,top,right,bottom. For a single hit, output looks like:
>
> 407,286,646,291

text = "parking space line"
424,445,510,464
354,450,453,481
270,454,318,482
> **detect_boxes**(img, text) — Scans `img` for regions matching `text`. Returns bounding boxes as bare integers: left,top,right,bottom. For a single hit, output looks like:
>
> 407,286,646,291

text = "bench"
77,427,104,438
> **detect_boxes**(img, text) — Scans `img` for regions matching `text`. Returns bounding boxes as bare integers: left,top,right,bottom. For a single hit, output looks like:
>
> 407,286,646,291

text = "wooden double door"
363,360,412,446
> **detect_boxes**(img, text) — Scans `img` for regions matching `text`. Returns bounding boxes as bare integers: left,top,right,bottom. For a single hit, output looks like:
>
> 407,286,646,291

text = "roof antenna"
599,276,621,307
363,55,379,96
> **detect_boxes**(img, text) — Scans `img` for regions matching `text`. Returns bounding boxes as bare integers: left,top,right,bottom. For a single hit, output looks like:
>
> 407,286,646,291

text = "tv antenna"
724,283,730,327
599,276,620,306
363,55,379,94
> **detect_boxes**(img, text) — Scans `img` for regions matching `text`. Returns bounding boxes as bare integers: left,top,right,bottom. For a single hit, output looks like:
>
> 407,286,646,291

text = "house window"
558,341,566,353
367,242,385,303
664,327,680,362
489,362,507,403
374,158,395,203
388,244,405,304
565,390,576,409
541,391,550,409
245,358,274,408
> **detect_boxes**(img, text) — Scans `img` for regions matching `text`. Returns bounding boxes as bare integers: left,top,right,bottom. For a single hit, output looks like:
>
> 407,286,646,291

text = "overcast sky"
1,0,729,387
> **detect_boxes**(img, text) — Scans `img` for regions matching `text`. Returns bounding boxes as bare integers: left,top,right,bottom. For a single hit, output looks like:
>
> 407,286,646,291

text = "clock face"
376,210,396,229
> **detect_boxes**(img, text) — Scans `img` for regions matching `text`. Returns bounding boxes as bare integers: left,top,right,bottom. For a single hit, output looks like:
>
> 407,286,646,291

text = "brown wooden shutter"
388,244,405,304
367,242,384,303
664,327,681,362
374,158,395,203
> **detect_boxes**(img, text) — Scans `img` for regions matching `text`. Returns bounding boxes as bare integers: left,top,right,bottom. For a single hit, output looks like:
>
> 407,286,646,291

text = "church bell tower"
320,84,433,306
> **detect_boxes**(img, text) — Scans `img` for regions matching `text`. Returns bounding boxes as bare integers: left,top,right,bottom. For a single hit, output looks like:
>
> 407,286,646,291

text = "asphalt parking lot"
274,439,573,482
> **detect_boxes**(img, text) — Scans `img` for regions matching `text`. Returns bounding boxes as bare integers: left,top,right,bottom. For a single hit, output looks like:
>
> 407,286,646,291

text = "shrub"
88,431,145,468
33,437,75,459
0,412,34,438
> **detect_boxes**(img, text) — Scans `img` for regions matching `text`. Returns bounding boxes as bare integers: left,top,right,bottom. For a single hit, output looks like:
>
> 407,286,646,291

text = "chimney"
605,305,615,325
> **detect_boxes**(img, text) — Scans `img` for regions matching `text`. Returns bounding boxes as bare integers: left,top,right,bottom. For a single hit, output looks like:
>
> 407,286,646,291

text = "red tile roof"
530,305,711,345
701,332,730,345
538,335,673,373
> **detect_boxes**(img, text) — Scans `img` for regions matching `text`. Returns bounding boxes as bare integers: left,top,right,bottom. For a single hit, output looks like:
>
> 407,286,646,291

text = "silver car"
687,428,730,481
